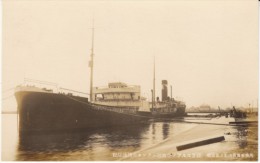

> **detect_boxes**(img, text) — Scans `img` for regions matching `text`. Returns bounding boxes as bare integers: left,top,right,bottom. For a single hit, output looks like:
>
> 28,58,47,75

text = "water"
2,114,258,161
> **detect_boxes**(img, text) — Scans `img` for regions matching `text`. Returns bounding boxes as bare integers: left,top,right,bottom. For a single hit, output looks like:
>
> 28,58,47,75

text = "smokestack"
162,80,168,101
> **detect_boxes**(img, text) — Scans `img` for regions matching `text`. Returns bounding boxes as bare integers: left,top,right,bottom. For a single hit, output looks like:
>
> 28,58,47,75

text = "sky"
2,0,259,111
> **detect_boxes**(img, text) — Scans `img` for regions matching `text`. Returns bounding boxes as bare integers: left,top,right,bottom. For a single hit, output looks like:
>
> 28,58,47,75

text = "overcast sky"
2,0,258,111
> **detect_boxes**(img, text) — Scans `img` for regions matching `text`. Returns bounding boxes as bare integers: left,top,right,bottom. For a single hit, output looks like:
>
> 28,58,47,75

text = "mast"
170,85,172,99
89,19,95,102
152,57,156,107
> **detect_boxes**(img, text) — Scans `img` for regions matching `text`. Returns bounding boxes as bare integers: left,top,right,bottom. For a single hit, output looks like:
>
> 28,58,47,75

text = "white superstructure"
92,82,150,111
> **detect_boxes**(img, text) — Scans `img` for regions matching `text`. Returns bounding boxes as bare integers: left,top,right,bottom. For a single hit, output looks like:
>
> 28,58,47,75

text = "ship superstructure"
92,82,150,111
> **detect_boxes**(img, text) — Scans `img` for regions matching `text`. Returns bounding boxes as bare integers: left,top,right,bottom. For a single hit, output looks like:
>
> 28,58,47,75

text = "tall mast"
89,19,95,102
170,85,172,99
153,57,156,107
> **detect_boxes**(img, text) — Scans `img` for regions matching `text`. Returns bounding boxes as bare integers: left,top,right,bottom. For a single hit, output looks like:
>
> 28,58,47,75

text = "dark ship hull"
15,91,186,133
15,91,152,133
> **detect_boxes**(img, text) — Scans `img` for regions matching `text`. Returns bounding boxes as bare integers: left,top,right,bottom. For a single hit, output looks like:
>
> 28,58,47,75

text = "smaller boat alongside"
150,80,186,118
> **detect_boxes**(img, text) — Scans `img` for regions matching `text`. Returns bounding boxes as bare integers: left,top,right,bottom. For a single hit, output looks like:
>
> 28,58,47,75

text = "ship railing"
94,85,140,89
24,78,58,87
90,103,139,114
59,87,89,97
23,78,59,92
95,99,141,102
22,78,89,97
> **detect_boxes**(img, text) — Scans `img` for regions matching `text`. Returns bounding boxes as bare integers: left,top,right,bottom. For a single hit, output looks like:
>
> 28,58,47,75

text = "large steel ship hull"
15,91,150,133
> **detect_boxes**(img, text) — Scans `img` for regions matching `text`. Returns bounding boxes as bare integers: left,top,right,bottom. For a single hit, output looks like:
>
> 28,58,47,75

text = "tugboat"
150,80,186,118
150,60,186,118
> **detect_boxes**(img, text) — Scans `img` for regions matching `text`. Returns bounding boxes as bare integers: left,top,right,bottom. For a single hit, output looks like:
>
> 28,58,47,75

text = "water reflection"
16,121,189,161
3,114,255,161
16,124,151,161
162,123,169,139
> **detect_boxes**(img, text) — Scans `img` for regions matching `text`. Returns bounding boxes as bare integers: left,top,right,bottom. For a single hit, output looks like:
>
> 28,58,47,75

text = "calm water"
2,114,258,161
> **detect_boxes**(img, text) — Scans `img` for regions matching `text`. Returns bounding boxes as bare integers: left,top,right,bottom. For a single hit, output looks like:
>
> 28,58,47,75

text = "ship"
14,25,186,133
149,60,186,118
150,80,186,118
15,79,185,133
